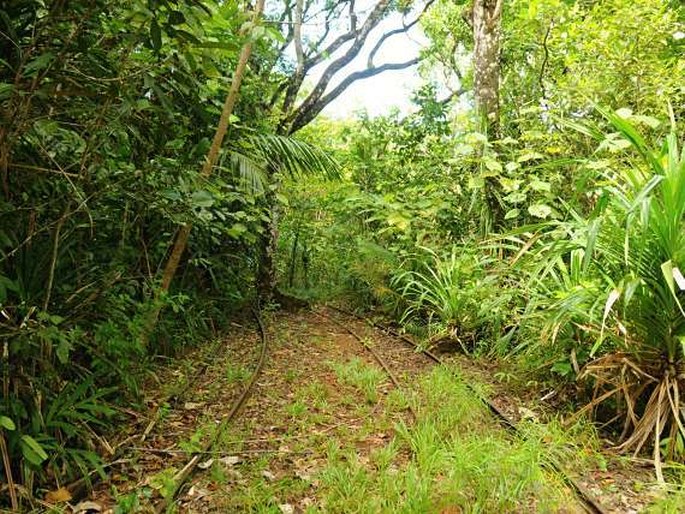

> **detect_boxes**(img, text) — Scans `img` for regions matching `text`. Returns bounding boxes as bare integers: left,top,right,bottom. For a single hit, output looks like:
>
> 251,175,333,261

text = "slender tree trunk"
141,0,265,346
288,225,300,289
471,0,504,229
257,174,281,302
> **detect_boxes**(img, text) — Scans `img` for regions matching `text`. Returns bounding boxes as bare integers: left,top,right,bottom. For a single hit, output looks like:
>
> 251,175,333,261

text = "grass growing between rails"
315,366,578,513
210,352,594,512
96,310,680,512
331,357,387,404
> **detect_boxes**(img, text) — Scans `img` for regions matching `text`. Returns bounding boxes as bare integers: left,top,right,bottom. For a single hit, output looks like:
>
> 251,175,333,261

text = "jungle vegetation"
0,0,684,508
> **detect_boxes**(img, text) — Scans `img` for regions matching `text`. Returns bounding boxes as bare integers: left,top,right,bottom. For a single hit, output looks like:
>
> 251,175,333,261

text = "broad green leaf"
191,190,214,208
551,361,573,376
226,223,247,239
504,208,520,220
504,192,526,204
529,179,551,192
632,115,661,129
387,212,410,231
56,338,71,364
21,435,49,465
162,190,182,201
0,416,15,431
527,203,552,219
615,107,633,118
165,139,186,150
505,161,520,172
483,157,502,174
465,132,488,144
499,177,521,192
49,314,65,325
468,176,484,189
24,52,54,75
517,152,545,163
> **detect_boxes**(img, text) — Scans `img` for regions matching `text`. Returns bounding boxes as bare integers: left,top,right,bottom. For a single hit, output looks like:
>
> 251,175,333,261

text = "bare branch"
367,0,435,68
309,0,343,58
280,0,392,133
450,40,464,82
281,0,306,114
294,0,305,76
270,0,437,133
349,0,357,32
306,28,357,70
289,58,419,133
438,86,466,105
275,1,296,58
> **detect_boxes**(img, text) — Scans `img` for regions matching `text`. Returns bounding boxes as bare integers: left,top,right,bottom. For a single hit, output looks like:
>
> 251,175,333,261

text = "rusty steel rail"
154,307,269,513
316,309,417,421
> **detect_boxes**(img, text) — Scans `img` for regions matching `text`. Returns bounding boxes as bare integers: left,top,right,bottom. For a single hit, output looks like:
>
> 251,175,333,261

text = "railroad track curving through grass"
324,304,608,514
153,306,270,513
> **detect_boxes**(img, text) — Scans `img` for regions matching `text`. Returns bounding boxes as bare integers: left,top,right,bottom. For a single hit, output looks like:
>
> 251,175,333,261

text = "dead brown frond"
576,352,685,482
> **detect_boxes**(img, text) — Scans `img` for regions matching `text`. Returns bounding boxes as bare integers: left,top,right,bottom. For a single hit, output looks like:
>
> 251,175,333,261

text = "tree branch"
281,0,306,114
439,86,467,105
280,0,392,133
367,0,434,68
289,57,420,133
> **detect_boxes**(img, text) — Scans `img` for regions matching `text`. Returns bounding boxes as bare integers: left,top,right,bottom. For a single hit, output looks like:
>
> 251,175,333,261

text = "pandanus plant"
526,108,685,479
392,246,502,352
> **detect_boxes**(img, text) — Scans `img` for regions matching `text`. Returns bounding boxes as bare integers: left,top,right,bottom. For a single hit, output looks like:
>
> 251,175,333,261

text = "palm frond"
226,151,268,194
237,134,341,181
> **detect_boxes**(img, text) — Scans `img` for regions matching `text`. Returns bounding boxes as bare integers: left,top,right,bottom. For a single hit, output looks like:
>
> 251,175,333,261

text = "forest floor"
71,307,677,513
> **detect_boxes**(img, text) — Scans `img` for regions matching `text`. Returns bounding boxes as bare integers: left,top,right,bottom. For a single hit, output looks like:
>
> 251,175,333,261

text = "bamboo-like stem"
43,215,65,312
0,430,18,511
141,0,266,347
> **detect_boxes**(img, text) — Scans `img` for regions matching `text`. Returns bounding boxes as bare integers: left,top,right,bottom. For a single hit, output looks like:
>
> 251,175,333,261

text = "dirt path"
80,307,666,513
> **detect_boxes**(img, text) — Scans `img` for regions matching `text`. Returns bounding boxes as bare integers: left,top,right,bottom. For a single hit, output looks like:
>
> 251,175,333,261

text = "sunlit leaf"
504,208,520,220
527,203,552,218
21,435,48,465
0,416,15,431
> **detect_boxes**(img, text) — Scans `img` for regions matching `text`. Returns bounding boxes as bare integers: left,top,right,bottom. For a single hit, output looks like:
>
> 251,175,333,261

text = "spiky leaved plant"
392,246,504,352
524,108,685,479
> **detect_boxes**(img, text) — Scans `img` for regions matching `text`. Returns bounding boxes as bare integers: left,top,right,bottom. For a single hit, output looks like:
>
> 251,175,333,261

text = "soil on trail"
88,307,432,512
80,307,665,513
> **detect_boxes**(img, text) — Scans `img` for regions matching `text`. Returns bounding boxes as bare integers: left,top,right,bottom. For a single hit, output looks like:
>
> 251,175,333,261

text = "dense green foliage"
0,0,684,507
279,0,685,485
0,0,334,499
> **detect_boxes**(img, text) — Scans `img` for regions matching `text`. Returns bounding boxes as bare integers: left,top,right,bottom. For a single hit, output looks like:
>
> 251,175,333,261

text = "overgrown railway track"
65,321,240,504
324,305,609,514
153,307,269,512
66,307,269,512
72,305,609,513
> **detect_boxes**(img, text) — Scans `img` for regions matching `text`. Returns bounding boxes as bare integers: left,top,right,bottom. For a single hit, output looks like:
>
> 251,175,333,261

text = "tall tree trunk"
471,0,503,229
257,178,280,302
472,0,502,137
254,0,306,303
141,0,265,347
